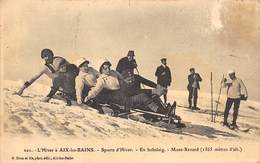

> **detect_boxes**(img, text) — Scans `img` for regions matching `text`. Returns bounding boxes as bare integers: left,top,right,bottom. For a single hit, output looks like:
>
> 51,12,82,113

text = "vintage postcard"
1,0,259,163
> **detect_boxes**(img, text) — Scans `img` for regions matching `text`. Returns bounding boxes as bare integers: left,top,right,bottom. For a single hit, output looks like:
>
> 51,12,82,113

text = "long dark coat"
155,65,172,87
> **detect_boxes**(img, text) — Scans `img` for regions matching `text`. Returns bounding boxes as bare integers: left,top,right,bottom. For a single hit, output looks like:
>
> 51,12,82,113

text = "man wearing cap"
75,57,100,105
116,50,137,74
41,60,79,106
222,70,248,129
15,48,69,96
155,58,172,103
187,68,202,110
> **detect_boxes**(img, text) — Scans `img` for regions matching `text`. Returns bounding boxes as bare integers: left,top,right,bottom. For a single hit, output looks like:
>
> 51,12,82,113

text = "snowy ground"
3,80,260,140
1,80,260,163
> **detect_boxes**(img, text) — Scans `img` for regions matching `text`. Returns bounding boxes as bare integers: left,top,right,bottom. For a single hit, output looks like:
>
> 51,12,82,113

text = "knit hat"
227,70,235,74
41,48,54,59
99,59,112,73
75,57,90,68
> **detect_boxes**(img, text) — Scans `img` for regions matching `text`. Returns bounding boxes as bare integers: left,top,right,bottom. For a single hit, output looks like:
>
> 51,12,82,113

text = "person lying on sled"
16,48,70,96
41,60,79,106
83,60,173,115
75,57,100,105
120,69,167,97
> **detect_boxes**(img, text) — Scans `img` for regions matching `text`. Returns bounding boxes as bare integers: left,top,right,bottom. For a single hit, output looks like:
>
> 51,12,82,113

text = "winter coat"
122,73,157,96
222,78,248,99
86,70,122,99
116,57,137,74
75,67,99,101
187,73,202,90
155,65,172,87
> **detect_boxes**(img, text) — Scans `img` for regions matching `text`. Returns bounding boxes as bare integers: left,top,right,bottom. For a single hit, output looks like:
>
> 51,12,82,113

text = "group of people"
16,49,174,116
15,48,248,129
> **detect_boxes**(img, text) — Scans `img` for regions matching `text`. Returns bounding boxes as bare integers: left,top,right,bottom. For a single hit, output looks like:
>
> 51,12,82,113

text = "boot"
147,102,159,112
223,122,229,127
156,103,173,115
230,122,238,129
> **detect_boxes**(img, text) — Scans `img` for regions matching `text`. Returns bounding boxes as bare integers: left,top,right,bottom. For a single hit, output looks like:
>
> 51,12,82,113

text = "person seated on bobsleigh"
83,60,173,115
15,49,70,96
120,69,174,113
75,57,100,105
120,69,167,97
41,60,79,106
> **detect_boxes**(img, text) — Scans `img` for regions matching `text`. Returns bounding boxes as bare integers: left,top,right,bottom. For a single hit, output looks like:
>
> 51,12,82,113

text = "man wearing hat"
75,57,100,105
15,48,69,96
116,50,137,74
187,68,202,110
222,70,248,129
155,58,172,103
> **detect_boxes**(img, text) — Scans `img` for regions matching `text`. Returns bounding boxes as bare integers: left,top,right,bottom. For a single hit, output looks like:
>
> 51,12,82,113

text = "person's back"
58,64,79,95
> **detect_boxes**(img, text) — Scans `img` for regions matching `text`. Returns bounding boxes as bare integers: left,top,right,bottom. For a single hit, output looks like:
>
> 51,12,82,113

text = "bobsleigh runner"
86,94,186,130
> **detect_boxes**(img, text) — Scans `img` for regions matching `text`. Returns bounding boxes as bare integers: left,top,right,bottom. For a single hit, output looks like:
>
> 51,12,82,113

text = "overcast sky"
2,0,260,100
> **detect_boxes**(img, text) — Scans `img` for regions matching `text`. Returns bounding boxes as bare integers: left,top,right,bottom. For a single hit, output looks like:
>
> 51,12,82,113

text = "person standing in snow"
15,48,69,96
222,70,248,129
75,57,100,105
187,68,202,110
155,58,172,103
116,50,137,75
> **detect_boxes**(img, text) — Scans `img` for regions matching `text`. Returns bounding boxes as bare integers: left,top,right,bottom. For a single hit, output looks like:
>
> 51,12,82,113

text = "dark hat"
189,68,195,71
127,50,135,57
41,48,54,59
161,58,167,61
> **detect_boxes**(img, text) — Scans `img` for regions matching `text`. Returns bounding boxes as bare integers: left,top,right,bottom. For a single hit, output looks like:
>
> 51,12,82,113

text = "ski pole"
211,72,214,122
213,74,224,122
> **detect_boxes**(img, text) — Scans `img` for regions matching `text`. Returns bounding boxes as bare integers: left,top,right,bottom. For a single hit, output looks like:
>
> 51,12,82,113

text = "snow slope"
2,80,260,140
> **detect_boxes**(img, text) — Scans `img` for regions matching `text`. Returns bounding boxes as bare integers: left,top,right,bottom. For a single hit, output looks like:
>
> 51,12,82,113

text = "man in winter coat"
155,58,172,103
16,48,69,96
222,70,248,129
75,57,100,105
116,50,137,74
84,60,173,115
187,68,202,110
41,60,79,106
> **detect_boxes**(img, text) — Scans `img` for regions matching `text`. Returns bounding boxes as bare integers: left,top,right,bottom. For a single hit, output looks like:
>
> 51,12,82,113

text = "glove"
221,78,227,83
41,97,51,103
240,95,248,101
14,89,24,96
77,98,82,105
84,96,90,103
